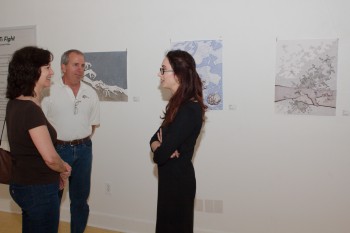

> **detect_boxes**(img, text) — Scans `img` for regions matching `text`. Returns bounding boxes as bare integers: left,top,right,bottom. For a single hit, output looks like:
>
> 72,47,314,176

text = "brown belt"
56,136,91,146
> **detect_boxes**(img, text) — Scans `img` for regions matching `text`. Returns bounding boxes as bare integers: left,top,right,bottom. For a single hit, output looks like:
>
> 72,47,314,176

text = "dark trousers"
56,139,92,233
10,183,60,233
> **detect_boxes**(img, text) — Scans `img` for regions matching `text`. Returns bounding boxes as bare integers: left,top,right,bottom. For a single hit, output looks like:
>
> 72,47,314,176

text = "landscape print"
83,51,128,101
275,39,338,116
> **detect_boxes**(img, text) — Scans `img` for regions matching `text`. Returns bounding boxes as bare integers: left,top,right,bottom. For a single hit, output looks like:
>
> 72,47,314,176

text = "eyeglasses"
160,67,174,75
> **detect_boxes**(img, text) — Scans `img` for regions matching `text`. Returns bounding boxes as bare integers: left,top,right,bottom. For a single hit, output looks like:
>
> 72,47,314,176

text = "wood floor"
0,211,122,233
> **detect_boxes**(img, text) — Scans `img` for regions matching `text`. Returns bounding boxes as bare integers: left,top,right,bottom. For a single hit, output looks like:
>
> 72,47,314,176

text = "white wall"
1,0,350,232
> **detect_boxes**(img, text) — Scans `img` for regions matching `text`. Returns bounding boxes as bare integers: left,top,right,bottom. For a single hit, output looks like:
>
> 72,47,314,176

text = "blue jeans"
56,139,92,233
10,183,60,233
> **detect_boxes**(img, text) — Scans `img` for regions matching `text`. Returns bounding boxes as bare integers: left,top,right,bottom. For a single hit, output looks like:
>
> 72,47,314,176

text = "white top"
41,78,100,141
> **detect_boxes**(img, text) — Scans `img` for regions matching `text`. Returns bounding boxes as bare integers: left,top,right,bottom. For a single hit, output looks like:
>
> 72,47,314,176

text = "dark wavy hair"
6,46,53,99
162,50,207,126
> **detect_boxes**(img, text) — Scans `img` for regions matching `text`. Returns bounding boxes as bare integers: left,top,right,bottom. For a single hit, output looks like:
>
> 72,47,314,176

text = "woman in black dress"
150,50,207,233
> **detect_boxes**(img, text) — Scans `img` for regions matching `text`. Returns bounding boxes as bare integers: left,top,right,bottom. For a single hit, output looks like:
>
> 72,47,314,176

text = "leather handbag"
0,119,12,184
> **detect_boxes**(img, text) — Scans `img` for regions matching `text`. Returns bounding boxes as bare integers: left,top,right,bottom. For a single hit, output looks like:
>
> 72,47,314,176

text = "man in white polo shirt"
42,49,100,233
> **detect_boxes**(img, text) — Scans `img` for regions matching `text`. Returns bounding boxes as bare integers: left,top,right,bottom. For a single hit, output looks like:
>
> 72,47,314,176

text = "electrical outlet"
204,199,223,213
213,200,223,213
194,199,204,212
205,200,214,213
105,182,112,195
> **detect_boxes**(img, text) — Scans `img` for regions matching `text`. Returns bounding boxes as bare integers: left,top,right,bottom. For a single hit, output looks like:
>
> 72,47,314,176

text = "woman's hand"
170,150,180,159
157,129,163,143
151,129,162,152
59,162,72,190
61,162,71,178
155,128,180,159
59,176,67,190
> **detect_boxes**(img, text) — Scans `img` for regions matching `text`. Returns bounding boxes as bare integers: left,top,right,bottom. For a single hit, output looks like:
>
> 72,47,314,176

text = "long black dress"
150,101,203,233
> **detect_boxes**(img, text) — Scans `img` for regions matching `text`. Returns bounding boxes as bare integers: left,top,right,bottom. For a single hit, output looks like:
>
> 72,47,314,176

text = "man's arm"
91,125,97,137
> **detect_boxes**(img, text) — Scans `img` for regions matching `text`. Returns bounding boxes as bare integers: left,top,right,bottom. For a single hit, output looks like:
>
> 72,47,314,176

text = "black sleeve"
150,127,160,148
152,105,198,165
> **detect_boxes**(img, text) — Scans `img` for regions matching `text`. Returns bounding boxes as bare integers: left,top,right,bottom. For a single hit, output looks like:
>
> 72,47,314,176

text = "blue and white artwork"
171,40,223,110
83,51,127,101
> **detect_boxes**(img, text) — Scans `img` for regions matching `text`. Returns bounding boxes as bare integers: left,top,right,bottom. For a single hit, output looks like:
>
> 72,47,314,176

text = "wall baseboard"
0,203,232,233
61,207,233,233
60,207,155,233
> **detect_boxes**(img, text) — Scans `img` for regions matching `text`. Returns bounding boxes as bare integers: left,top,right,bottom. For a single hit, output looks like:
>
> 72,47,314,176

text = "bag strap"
1,118,6,145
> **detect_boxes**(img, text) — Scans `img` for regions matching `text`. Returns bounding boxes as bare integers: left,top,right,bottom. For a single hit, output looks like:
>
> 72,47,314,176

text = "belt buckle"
70,140,77,146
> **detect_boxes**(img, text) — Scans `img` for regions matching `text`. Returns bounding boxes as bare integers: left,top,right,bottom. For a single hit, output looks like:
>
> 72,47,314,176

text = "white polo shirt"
41,78,100,141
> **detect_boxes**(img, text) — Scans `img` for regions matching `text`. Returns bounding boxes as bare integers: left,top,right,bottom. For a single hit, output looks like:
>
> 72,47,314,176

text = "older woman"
6,46,71,233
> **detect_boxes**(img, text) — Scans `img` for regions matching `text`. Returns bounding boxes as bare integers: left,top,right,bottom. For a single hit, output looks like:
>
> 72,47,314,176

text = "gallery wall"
1,0,350,233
